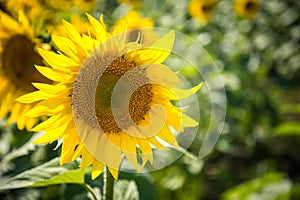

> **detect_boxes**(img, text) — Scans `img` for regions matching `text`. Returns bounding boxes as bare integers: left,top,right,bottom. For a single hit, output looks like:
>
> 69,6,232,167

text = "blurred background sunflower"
113,10,158,45
234,0,260,19
189,0,219,24
0,10,50,130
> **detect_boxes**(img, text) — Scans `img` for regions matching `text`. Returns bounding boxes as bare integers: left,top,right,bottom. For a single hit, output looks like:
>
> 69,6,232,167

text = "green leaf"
119,171,156,200
221,172,292,200
0,157,84,191
0,130,38,176
275,122,300,136
114,180,139,200
32,169,85,187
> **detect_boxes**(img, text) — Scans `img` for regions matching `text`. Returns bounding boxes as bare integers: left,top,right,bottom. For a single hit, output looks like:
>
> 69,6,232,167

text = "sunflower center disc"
95,56,152,134
202,4,214,13
73,49,153,136
1,34,50,92
245,1,255,11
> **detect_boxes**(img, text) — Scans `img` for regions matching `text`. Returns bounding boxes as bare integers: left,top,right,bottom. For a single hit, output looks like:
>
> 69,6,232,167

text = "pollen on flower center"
95,56,152,134
245,1,255,11
201,4,214,13
1,34,50,92
73,50,153,135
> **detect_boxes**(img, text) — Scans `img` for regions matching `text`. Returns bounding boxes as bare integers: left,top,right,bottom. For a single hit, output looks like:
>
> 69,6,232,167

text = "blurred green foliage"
0,0,300,199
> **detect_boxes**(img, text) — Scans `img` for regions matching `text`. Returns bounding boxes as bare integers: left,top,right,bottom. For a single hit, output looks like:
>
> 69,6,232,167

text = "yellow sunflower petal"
108,166,119,180
52,35,81,63
170,83,203,100
181,114,199,127
93,133,121,179
16,91,52,103
38,48,80,71
33,121,70,144
121,133,140,171
86,14,110,43
60,125,80,165
62,20,88,55
72,137,83,161
142,63,180,87
81,147,93,170
31,114,65,132
17,106,30,130
0,11,20,32
82,34,98,51
82,128,100,157
35,66,74,82
106,134,122,172
148,136,166,149
18,10,30,30
137,30,175,64
6,103,22,126
156,125,179,147
60,139,75,165
0,29,10,39
137,138,153,165
25,117,38,130
32,83,70,94
91,160,105,180
26,97,71,117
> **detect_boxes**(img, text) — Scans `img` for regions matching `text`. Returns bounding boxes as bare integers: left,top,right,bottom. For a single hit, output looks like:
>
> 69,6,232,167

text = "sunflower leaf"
275,122,300,136
0,132,37,176
221,172,292,200
0,157,85,191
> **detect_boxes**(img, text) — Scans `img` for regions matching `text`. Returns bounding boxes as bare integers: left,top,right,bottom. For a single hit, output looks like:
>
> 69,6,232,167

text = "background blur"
0,0,299,199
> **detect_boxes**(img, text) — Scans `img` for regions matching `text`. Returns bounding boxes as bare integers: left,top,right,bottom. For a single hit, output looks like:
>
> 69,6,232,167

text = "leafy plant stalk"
103,167,114,200
82,183,98,200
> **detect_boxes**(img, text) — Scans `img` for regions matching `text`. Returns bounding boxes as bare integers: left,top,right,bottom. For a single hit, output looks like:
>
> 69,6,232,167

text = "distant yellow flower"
113,11,158,45
46,0,97,12
46,0,73,11
4,0,41,12
74,0,97,12
0,10,50,130
234,0,260,19
17,13,201,179
189,0,219,24
2,0,42,20
118,0,141,9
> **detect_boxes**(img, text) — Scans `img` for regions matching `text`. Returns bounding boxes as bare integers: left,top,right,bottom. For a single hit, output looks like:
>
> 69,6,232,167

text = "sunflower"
3,0,40,12
0,10,50,130
113,11,158,45
1,0,42,20
234,0,260,19
74,0,97,12
45,0,96,12
45,0,74,11
189,0,219,24
17,13,202,179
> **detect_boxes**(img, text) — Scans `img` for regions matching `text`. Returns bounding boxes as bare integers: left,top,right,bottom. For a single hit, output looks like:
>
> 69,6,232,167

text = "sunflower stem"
82,183,98,200
103,166,114,200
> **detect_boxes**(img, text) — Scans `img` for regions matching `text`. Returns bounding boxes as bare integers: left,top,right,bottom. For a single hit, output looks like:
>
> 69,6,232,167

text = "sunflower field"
0,0,299,199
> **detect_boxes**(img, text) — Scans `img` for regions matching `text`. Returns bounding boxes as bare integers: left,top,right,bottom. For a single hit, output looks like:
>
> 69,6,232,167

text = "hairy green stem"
82,183,98,200
103,166,114,200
